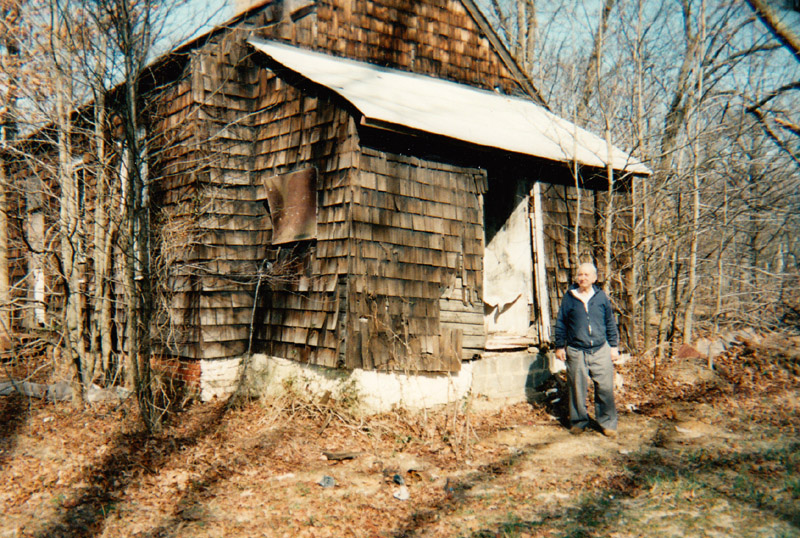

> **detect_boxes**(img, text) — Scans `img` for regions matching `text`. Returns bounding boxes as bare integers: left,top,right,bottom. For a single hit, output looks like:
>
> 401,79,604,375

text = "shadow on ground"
29,402,231,538
391,439,557,538
0,393,29,468
133,426,288,538
390,369,800,538
456,435,800,537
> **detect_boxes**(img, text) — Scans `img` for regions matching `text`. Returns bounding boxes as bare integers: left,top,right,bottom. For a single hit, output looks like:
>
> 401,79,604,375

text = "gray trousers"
565,343,617,430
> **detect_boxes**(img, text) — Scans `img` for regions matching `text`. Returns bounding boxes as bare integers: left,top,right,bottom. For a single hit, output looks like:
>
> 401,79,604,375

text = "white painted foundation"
198,351,552,414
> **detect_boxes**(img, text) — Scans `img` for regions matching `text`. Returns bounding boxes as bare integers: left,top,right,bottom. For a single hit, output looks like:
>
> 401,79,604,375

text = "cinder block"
470,351,550,403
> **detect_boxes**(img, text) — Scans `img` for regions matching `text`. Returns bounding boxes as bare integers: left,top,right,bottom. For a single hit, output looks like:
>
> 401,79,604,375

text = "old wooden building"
10,0,649,398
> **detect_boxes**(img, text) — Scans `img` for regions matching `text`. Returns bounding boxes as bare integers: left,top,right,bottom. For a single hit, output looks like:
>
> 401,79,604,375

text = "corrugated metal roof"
248,37,651,175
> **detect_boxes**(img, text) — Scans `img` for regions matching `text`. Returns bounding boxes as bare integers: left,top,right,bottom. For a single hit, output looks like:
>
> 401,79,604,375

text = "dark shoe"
602,428,617,438
569,426,585,435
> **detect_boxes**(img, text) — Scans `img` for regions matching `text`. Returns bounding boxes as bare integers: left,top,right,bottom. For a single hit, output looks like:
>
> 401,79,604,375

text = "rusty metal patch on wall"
264,167,317,244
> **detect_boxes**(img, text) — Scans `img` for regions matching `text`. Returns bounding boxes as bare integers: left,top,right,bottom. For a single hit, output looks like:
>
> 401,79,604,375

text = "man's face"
576,266,597,290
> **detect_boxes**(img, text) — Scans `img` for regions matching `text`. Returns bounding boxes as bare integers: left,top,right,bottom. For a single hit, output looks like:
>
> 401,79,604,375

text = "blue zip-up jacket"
553,284,619,352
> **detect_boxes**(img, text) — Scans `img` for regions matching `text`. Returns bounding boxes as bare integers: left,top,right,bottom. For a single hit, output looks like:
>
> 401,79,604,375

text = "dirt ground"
1,337,799,538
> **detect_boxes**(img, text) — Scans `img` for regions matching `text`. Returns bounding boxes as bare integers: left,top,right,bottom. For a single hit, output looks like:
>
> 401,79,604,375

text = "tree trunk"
660,0,701,173
0,1,22,352
525,0,536,72
116,0,159,431
641,178,653,353
633,0,655,356
657,243,680,362
683,0,705,345
516,0,525,63
54,54,89,396
576,0,616,122
85,31,120,386
603,121,614,294
683,163,700,344
0,162,9,351
713,180,727,339
572,161,581,273
90,92,117,383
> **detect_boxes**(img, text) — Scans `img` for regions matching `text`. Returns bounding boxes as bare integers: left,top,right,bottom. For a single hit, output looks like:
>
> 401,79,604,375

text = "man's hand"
555,348,566,361
610,347,620,361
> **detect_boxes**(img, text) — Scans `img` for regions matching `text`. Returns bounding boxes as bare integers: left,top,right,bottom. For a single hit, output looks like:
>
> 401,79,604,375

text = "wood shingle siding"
152,38,266,360
148,0,535,368
250,64,357,368
346,149,485,371
0,0,651,398
308,0,528,97
4,0,644,381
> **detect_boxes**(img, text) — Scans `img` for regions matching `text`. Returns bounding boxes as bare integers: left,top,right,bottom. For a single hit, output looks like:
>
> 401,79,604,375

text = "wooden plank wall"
347,148,486,372
4,156,53,330
538,182,634,343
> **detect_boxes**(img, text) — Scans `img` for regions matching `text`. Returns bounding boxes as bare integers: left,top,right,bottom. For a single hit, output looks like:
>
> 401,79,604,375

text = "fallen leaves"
0,339,798,537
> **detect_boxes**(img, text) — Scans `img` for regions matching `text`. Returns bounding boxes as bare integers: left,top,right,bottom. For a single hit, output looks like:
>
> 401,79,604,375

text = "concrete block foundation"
195,351,551,414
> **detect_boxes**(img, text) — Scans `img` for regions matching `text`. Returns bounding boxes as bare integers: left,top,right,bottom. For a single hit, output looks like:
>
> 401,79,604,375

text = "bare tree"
575,0,616,122
489,0,537,72
0,0,196,428
681,0,706,345
98,0,162,430
517,0,799,365
0,0,24,352
48,0,91,396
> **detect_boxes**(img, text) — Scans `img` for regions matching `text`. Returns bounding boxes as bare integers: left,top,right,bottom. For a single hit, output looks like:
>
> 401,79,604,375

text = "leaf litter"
0,334,797,537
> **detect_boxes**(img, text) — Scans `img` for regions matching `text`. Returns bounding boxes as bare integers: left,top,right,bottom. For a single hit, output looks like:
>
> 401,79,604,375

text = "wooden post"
530,182,551,343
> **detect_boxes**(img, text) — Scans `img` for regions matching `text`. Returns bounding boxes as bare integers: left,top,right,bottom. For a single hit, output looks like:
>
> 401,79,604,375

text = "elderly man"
553,262,619,437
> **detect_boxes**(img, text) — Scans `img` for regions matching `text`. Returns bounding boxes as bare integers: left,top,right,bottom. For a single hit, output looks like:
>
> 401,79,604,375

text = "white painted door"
483,195,533,336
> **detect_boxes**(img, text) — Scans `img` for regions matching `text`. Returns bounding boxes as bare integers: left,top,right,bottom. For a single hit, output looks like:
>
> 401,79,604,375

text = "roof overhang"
248,37,651,176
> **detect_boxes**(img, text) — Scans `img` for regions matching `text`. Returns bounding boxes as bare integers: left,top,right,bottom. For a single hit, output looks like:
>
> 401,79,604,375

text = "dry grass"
0,340,798,538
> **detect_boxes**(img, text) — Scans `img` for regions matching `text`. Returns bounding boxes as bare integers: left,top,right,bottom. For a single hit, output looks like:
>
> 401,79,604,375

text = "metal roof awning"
248,37,651,175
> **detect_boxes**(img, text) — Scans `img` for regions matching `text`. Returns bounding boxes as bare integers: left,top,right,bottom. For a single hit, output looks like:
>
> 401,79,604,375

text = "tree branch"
744,0,800,62
747,80,800,110
746,106,800,167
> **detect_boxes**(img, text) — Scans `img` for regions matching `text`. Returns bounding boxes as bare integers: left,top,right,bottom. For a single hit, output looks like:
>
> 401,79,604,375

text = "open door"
483,194,533,340
483,182,552,349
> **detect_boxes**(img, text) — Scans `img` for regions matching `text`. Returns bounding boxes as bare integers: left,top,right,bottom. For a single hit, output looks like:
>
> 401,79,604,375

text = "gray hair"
577,262,598,277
